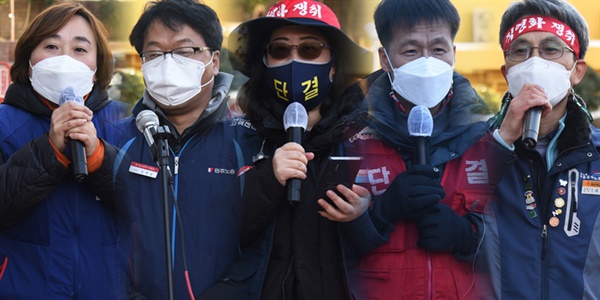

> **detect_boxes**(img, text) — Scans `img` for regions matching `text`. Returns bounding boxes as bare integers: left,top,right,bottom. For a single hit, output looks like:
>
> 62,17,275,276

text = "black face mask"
265,58,334,111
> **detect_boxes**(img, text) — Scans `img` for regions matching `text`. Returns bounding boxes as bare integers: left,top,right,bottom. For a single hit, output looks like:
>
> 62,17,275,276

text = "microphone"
283,102,308,205
59,86,88,182
522,107,542,150
136,110,160,161
407,105,433,165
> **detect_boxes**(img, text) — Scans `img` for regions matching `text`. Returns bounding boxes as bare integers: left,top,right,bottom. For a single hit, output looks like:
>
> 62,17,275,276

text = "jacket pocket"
452,189,494,215
348,268,391,300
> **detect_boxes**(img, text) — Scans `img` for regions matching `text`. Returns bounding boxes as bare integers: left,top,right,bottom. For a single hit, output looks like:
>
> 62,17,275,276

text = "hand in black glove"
371,164,445,222
416,203,477,255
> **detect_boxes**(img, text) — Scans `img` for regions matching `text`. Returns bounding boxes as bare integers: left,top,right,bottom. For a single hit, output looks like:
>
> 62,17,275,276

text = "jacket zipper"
533,143,587,300
528,150,549,300
428,251,433,300
281,255,294,300
541,224,548,300
169,136,190,269
540,143,588,299
171,154,179,268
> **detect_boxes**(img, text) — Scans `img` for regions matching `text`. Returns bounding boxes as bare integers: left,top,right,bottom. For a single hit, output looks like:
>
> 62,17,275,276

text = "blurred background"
0,0,598,120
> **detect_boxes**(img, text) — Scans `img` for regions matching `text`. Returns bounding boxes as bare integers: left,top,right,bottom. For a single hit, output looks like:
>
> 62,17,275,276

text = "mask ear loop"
382,47,395,86
570,91,593,122
381,48,408,112
566,59,592,122
199,51,216,88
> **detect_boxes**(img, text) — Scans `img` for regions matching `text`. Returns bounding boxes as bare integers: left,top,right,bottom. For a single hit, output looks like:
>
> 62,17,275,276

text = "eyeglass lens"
268,42,327,60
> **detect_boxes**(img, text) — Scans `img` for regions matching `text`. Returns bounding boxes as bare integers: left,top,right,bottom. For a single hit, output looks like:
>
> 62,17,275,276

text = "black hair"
374,0,460,49
499,0,589,59
129,0,223,54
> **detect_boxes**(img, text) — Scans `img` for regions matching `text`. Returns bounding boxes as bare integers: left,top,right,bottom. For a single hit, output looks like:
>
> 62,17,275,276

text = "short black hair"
374,0,460,49
499,0,589,59
129,0,223,54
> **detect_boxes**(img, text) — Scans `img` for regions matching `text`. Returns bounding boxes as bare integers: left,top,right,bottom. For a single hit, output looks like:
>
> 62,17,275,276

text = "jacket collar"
132,72,233,142
3,82,110,117
364,71,490,165
516,95,595,172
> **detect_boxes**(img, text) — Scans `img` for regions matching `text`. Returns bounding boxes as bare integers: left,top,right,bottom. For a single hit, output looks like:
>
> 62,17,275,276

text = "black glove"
369,164,445,233
416,203,476,255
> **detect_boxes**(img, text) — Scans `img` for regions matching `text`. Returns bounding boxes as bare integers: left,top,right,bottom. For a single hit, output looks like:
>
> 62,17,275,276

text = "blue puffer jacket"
483,97,600,299
0,82,130,299
105,73,254,300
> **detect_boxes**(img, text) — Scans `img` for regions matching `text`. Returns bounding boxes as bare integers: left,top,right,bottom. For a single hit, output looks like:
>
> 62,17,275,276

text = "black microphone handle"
70,139,88,182
522,106,543,150
286,126,304,205
287,178,301,206
413,136,430,165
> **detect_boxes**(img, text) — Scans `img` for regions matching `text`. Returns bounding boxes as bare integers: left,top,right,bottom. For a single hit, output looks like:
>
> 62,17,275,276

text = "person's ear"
211,50,220,76
571,59,587,86
500,64,507,81
378,47,392,72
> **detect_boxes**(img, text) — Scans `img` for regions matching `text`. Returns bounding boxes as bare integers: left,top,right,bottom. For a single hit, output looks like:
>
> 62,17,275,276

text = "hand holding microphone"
408,105,433,165
497,84,552,148
282,102,309,205
48,86,95,181
368,105,441,229
522,106,542,149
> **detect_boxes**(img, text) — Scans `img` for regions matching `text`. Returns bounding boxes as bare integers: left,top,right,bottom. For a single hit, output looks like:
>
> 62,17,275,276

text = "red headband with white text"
502,15,580,58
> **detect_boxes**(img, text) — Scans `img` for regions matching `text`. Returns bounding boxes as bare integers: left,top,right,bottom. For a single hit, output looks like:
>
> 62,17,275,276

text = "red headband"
265,0,341,29
502,15,580,58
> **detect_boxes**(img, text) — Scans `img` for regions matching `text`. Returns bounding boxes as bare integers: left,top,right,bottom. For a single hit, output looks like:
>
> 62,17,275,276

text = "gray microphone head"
59,86,84,106
136,110,159,133
407,105,433,137
283,102,308,131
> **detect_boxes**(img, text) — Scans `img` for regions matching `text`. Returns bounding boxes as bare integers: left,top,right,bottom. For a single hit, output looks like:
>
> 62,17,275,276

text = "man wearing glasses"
105,0,246,299
485,0,599,298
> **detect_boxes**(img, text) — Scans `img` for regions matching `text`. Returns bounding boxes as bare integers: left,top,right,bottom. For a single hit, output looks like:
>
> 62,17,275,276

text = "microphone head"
58,86,84,106
407,105,433,137
283,102,308,131
136,110,159,133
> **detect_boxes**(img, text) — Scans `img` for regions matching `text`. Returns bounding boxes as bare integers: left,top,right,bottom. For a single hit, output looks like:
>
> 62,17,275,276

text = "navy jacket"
484,97,600,299
106,73,251,299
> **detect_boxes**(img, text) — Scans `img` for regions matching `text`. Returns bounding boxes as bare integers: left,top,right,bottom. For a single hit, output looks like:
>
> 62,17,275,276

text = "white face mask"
506,56,574,106
384,49,454,108
29,55,95,104
142,53,214,107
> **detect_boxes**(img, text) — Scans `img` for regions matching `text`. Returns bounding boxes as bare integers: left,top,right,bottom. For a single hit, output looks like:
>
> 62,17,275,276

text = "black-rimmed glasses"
141,46,212,63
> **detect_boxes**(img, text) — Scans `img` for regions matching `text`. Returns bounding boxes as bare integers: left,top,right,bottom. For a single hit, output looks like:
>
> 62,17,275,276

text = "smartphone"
315,156,364,209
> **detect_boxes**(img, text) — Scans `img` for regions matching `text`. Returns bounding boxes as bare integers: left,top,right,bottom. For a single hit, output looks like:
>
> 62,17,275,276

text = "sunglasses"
266,41,331,60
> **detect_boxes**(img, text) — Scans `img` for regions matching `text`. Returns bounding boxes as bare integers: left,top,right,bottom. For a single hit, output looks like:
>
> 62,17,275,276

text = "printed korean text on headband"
502,15,580,58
